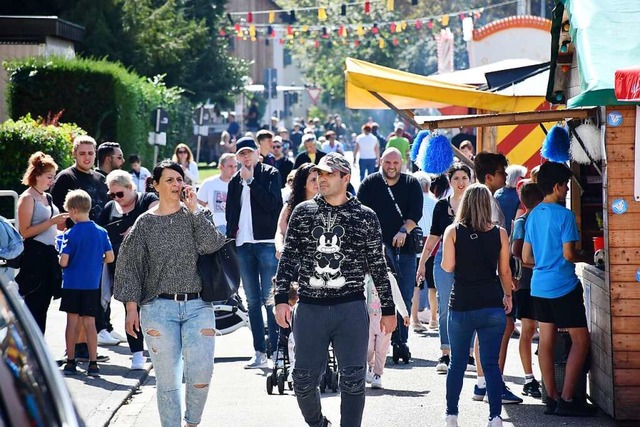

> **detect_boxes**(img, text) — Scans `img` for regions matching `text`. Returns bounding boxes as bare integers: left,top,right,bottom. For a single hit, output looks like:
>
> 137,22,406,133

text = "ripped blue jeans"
141,297,216,427
292,300,369,427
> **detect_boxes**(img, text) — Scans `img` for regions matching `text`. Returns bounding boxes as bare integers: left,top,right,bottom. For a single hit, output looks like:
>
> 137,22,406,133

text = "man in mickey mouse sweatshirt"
275,153,396,427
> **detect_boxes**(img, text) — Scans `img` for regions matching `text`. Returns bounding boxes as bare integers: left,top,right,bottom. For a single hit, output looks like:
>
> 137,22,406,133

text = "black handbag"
198,239,241,303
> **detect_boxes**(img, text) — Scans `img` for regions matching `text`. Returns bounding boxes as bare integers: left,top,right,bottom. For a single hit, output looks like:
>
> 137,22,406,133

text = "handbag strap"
382,177,405,221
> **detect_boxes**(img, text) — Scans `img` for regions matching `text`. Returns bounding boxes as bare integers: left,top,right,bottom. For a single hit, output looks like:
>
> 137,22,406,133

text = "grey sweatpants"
292,300,369,427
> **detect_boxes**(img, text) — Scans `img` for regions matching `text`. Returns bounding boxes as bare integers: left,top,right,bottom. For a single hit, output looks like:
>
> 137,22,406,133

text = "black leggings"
124,303,144,353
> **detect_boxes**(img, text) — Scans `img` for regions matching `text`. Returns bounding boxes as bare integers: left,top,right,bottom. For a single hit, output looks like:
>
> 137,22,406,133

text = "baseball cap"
302,133,317,144
235,137,258,152
312,153,351,175
395,122,404,130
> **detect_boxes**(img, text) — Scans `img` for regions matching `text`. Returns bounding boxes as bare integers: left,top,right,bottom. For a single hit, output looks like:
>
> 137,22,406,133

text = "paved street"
42,296,617,427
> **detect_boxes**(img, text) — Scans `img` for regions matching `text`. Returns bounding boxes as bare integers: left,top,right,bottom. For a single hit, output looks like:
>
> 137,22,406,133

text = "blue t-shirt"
512,214,532,290
495,187,520,236
524,202,579,298
60,221,112,290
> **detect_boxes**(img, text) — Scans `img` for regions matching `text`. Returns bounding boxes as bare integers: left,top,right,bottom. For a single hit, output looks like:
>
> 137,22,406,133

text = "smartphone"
181,188,187,201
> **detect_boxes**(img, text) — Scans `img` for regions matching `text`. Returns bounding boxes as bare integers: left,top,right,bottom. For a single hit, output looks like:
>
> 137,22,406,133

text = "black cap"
236,137,258,152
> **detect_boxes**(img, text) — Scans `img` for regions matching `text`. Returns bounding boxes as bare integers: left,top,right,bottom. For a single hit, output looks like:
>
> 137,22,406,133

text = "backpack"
0,215,24,268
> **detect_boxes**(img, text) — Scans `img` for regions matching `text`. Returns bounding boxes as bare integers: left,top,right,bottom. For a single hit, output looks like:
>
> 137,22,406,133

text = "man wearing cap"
294,133,326,169
357,148,423,362
321,130,344,155
275,152,396,427
226,136,283,369
386,125,411,168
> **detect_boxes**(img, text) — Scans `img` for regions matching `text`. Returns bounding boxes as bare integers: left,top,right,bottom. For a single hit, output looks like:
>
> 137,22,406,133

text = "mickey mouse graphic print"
274,193,395,315
310,213,346,288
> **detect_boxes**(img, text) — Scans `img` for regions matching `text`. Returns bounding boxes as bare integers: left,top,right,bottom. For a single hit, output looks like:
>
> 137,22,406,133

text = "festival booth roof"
344,57,543,112
548,0,640,107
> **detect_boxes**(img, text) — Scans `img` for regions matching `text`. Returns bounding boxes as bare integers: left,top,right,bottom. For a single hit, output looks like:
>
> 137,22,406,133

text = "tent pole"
368,91,474,168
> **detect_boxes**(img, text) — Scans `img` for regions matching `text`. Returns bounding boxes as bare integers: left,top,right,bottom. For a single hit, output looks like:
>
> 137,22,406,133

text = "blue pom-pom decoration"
410,130,430,162
416,134,429,170
541,125,570,163
422,134,454,174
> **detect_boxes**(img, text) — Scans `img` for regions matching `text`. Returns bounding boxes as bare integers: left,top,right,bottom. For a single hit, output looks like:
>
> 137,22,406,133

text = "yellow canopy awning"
344,57,543,112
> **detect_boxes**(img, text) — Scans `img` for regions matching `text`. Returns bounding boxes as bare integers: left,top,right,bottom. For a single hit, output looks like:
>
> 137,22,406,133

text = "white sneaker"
244,351,268,369
131,351,145,370
445,414,458,427
487,416,503,426
412,322,428,332
366,367,373,384
110,330,127,343
371,374,382,389
97,329,120,346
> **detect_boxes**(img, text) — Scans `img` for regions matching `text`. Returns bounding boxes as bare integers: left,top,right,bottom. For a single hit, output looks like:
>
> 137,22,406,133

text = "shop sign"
607,111,623,127
612,198,628,214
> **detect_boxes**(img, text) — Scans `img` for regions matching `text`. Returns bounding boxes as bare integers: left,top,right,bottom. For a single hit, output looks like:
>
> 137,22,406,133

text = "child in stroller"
267,283,298,395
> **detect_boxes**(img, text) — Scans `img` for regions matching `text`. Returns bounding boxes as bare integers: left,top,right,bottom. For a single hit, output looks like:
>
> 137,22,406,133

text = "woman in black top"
98,170,158,370
440,183,513,427
416,163,472,372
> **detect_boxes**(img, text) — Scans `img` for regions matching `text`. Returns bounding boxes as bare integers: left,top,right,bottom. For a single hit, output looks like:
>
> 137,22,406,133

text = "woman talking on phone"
114,160,225,427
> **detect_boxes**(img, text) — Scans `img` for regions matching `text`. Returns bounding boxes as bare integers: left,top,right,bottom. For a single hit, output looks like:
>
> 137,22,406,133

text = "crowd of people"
6,118,597,426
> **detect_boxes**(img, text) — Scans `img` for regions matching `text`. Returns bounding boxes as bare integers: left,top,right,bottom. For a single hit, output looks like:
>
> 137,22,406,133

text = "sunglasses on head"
107,191,125,200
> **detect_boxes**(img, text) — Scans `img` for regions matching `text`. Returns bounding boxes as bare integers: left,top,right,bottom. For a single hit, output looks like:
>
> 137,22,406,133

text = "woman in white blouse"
172,143,199,185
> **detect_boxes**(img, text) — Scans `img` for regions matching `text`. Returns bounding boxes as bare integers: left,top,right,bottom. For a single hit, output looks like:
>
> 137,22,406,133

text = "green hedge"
0,115,83,217
4,56,192,168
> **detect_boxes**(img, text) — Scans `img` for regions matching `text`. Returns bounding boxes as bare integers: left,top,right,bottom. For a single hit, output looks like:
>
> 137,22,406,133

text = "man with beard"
96,142,125,178
357,148,423,361
275,153,396,426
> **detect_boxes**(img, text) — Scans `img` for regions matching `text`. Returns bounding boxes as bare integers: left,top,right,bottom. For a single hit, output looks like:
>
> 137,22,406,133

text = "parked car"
0,268,84,426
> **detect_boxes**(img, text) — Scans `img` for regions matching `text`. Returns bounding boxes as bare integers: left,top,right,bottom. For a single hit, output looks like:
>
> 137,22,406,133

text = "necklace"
32,186,44,195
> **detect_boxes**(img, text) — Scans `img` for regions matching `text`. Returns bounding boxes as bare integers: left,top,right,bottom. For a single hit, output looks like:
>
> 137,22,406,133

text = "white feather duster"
570,120,602,164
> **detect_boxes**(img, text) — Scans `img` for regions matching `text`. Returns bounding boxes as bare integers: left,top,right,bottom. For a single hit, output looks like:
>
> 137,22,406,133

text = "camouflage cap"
312,152,351,175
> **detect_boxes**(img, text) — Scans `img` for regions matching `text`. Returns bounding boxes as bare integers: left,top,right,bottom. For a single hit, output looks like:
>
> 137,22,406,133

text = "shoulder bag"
198,238,241,303
383,179,424,254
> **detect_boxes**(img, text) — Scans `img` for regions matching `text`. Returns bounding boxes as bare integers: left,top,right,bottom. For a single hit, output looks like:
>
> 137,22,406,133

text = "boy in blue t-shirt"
59,189,114,376
511,182,544,399
522,162,595,417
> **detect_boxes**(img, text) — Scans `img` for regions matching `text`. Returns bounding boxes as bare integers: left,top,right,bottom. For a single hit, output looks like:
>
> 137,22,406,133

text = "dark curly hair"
287,163,317,211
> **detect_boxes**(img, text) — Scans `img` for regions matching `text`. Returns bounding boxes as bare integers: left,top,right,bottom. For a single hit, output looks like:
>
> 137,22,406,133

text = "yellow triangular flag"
357,24,365,37
269,11,275,24
249,25,256,38
442,15,450,26
379,38,385,48
387,0,394,11
318,8,327,21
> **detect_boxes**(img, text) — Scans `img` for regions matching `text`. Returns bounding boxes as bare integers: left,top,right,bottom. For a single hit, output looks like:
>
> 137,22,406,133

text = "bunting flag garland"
219,0,514,49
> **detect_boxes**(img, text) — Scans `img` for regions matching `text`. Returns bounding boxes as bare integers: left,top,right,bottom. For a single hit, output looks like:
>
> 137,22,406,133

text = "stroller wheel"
277,372,286,395
331,371,339,392
402,344,411,364
266,374,274,395
288,381,294,390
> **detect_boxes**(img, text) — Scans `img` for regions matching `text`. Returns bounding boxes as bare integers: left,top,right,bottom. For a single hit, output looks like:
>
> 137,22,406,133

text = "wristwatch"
245,177,254,185
399,227,407,234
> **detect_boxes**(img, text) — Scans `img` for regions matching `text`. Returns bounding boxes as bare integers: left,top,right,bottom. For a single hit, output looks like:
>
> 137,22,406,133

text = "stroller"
384,245,411,364
319,346,339,393
213,294,250,335
266,326,294,395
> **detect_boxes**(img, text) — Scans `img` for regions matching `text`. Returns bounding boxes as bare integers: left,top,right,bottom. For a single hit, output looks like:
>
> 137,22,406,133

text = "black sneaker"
87,362,100,377
544,398,558,415
74,344,110,363
63,360,77,375
554,398,598,417
522,379,542,398
436,355,450,374
467,355,476,372
322,417,332,427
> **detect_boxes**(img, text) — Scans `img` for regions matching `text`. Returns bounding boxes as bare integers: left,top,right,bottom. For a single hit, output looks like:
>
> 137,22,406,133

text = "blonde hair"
63,189,92,213
106,169,135,189
455,183,493,232
72,135,97,151
172,143,193,163
22,151,58,187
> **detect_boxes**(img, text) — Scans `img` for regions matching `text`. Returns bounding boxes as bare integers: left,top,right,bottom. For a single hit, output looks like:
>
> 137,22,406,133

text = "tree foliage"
0,0,247,105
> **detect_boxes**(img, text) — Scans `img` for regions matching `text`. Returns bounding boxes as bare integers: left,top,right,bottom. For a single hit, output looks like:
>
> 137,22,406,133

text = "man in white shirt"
197,153,237,235
321,130,344,154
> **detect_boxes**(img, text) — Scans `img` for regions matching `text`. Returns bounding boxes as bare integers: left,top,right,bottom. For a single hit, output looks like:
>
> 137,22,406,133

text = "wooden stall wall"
605,105,640,420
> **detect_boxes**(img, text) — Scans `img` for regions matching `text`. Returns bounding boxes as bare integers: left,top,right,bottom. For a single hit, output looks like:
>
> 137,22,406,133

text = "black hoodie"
274,194,395,316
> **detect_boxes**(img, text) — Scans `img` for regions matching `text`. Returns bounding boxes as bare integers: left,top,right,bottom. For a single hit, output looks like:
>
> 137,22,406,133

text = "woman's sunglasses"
107,191,125,200
177,150,188,154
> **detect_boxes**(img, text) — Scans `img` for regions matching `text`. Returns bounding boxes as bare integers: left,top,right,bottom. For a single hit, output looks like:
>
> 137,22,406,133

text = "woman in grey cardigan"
114,160,225,427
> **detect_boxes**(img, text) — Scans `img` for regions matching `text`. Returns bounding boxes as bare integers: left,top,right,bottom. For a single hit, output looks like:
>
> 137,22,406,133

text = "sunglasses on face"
273,145,282,149
107,191,125,200
177,150,188,154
